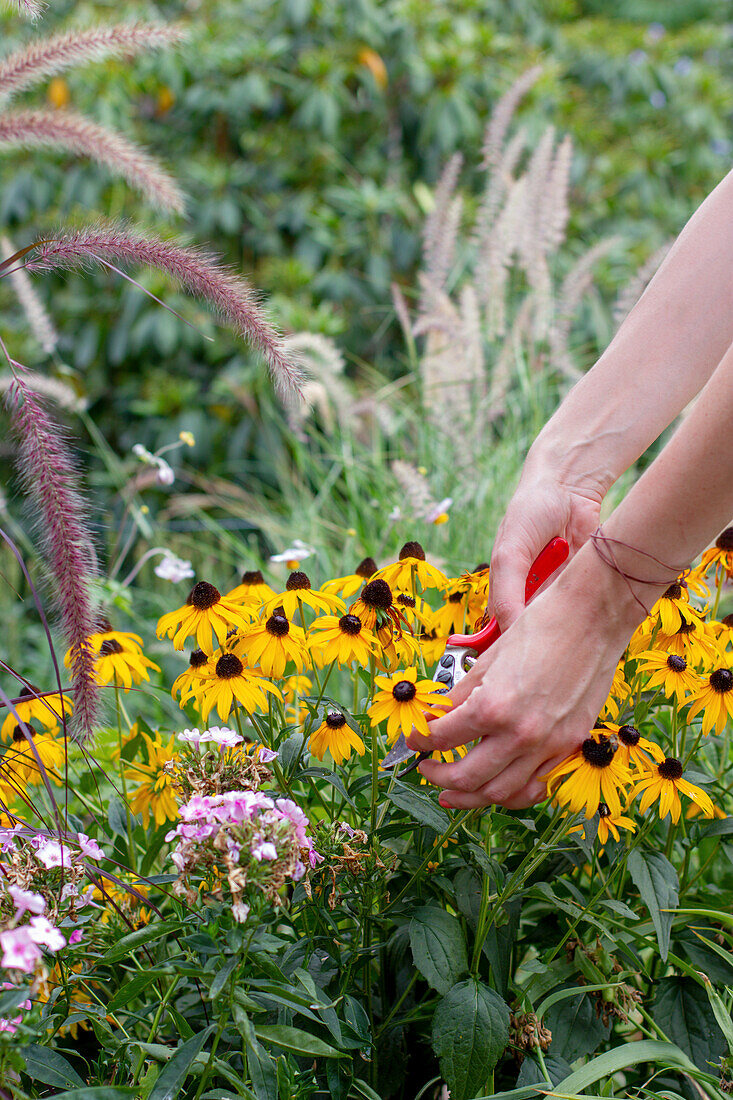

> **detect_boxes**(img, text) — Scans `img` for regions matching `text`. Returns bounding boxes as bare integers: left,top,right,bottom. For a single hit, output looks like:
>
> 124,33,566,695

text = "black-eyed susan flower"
224,570,277,608
611,723,664,772
431,584,471,638
393,592,432,632
635,650,700,703
171,648,211,705
4,723,64,786
350,578,398,632
698,527,733,581
374,622,422,673
88,625,146,656
461,562,491,621
235,612,308,678
0,686,73,742
191,651,281,722
308,613,379,668
368,667,452,743
264,572,346,619
686,666,733,735
309,711,366,766
417,627,448,665
651,581,692,635
125,732,178,828
322,557,378,598
631,757,715,823
656,608,720,668
90,638,160,691
544,731,632,819
375,541,448,594
157,581,254,655
596,803,636,844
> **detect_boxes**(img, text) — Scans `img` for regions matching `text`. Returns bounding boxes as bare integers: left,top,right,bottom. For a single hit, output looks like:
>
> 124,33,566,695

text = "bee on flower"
368,667,452,743
544,729,632,820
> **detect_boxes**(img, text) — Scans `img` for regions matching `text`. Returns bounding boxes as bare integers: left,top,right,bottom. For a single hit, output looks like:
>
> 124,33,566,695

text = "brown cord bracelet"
589,525,687,615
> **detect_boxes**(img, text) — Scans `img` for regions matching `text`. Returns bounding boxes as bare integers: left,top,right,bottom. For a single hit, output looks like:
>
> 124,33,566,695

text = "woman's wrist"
525,428,616,502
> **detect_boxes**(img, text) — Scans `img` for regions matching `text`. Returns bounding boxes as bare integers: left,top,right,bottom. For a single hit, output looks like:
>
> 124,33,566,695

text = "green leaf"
627,849,678,961
102,921,182,963
349,1079,384,1100
544,989,609,1062
107,970,162,1012
254,1025,345,1059
148,1027,213,1100
297,767,355,808
409,905,468,995
553,1039,700,1096
431,978,509,1100
699,973,733,1056
209,956,239,1000
20,1045,85,1089
386,779,451,833
651,976,726,1071
44,1091,138,1099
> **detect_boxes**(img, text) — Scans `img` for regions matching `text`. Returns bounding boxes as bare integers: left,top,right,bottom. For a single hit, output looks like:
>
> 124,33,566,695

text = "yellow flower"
309,711,366,766
308,613,379,668
631,757,715,823
374,541,448,594
599,662,630,721
322,557,378,598
282,674,313,723
0,686,73,742
374,622,422,673
157,581,254,655
125,732,178,828
655,608,721,668
94,879,151,926
461,561,491,622
650,580,693,634
350,578,397,632
686,667,733,736
91,640,160,691
635,649,700,703
544,731,632,820
417,628,449,666
171,648,211,704
570,802,636,845
611,723,664,772
264,571,346,619
431,583,472,638
697,527,733,581
236,612,308,678
189,651,281,722
224,569,277,608
368,667,452,743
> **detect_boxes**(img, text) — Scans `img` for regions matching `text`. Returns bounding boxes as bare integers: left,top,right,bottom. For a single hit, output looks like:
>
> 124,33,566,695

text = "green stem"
192,1006,228,1100
384,810,476,913
131,977,181,1086
115,683,137,874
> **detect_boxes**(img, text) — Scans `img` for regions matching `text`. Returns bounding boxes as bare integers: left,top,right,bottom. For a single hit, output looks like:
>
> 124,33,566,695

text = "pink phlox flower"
34,839,73,869
178,728,202,746
204,726,243,748
308,847,325,869
27,916,65,952
255,744,278,763
0,927,42,972
68,929,83,946
0,825,24,852
251,841,278,862
60,883,78,902
292,860,306,881
77,833,105,860
8,885,45,918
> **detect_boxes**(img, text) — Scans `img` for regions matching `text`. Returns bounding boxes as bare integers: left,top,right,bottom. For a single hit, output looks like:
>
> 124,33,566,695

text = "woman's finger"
416,732,517,793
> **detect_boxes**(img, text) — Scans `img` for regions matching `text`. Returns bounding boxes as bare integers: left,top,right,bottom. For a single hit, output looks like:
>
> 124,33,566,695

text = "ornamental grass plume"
24,223,303,396
4,377,101,743
1,0,44,22
0,22,188,104
0,235,58,355
0,111,186,214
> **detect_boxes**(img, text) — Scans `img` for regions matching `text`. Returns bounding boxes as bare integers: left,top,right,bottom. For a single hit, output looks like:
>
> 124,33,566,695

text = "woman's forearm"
530,166,733,496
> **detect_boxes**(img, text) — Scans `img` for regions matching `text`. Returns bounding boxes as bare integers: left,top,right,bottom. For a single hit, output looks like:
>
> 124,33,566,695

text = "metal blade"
380,732,415,769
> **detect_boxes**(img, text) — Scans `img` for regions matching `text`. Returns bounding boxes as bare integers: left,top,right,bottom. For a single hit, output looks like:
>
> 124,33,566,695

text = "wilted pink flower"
255,745,278,763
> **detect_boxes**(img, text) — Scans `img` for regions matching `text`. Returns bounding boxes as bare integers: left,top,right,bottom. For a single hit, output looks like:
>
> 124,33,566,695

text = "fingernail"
438,794,450,807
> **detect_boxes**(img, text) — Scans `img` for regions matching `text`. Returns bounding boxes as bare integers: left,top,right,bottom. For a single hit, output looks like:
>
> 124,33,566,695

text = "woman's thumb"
487,540,535,632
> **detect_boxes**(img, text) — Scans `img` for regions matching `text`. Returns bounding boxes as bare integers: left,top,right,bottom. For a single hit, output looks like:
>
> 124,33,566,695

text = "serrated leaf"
409,905,468,994
386,779,451,833
627,849,678,962
20,1045,85,1089
431,978,509,1100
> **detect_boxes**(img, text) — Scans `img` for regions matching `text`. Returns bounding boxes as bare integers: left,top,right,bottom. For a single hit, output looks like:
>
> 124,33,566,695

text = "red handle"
446,536,569,654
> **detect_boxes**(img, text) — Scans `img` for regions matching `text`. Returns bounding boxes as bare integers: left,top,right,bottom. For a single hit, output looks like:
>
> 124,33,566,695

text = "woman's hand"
406,544,642,809
487,460,604,633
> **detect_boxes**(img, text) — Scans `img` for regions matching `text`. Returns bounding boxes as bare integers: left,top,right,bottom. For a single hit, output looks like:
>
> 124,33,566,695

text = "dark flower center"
266,614,290,638
676,620,695,636
216,653,244,679
339,614,362,637
356,557,377,578
619,724,640,746
325,711,346,729
188,581,221,610
658,757,683,780
598,802,611,818
18,683,40,699
710,668,733,693
286,571,311,591
716,527,733,551
361,579,393,611
396,594,416,609
99,639,123,656
473,562,490,573
13,723,37,742
723,614,733,629
448,591,464,604
189,649,208,669
581,736,616,767
241,570,264,585
399,541,425,562
667,654,687,672
392,680,417,702
663,583,683,600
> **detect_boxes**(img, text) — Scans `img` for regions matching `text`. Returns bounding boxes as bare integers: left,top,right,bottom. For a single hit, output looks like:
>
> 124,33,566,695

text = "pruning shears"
380,536,569,777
